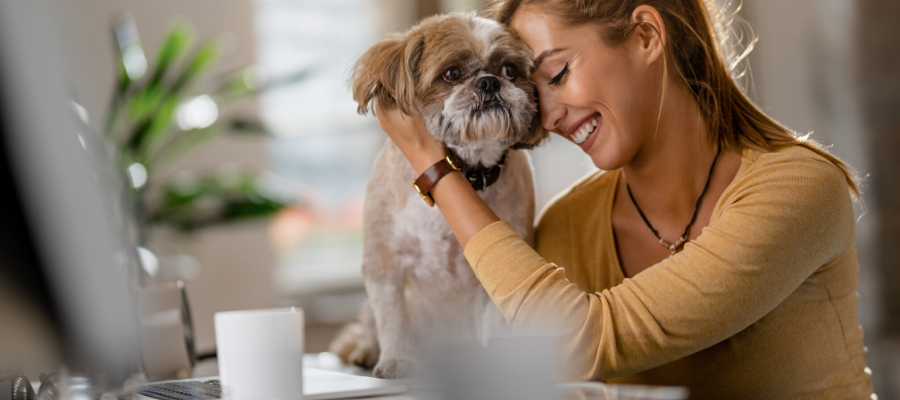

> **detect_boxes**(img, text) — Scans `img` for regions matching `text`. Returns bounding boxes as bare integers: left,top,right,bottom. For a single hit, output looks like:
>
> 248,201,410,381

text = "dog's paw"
348,339,380,369
328,323,379,368
373,357,414,379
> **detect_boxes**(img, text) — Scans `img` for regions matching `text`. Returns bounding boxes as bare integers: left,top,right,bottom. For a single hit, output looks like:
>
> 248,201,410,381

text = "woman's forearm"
407,146,500,247
429,170,501,248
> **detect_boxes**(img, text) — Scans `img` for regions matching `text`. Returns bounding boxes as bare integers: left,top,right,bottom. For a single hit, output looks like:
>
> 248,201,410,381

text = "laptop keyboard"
136,379,222,400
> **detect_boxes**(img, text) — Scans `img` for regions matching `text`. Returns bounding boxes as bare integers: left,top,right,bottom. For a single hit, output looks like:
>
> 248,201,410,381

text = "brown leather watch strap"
412,154,465,207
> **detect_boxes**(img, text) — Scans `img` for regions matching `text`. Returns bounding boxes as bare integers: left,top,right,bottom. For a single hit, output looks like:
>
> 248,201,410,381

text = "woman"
375,0,873,398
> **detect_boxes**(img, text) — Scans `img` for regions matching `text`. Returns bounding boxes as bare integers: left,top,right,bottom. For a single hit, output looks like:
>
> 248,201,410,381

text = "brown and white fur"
329,12,547,379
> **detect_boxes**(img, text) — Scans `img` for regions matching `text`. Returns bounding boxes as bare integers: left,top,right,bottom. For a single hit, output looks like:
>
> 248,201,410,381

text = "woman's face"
510,7,663,170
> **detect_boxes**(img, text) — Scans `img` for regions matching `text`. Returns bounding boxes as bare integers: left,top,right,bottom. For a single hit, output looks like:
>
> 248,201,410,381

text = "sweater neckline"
604,147,754,281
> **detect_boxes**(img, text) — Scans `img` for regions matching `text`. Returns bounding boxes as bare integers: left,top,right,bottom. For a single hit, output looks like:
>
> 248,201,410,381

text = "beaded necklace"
625,147,721,257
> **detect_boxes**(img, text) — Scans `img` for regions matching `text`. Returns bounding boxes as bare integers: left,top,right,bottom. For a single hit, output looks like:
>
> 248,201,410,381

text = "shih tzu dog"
329,12,547,379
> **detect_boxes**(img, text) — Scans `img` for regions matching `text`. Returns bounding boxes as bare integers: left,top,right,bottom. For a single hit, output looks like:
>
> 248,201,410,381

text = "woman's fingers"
376,103,411,138
374,101,445,174
377,103,426,143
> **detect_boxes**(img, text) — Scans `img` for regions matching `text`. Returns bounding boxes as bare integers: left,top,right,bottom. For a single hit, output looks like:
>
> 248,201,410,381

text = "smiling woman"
372,0,873,398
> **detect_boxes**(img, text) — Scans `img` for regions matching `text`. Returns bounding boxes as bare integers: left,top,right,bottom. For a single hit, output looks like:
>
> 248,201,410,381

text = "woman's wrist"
430,170,500,248
407,144,447,176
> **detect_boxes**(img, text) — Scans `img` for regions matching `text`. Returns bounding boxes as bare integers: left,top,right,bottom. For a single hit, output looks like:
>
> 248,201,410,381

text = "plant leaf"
214,66,314,103
137,95,180,158
228,118,270,136
146,124,221,169
149,23,192,88
148,170,288,231
172,39,220,92
125,84,165,124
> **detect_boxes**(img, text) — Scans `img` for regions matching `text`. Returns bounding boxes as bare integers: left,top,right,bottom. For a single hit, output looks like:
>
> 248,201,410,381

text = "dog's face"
351,13,547,149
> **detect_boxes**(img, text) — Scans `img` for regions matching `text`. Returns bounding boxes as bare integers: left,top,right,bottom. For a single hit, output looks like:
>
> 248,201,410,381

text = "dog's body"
329,12,546,379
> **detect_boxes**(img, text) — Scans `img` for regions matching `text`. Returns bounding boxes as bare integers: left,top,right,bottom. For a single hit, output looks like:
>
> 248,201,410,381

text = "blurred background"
12,0,897,396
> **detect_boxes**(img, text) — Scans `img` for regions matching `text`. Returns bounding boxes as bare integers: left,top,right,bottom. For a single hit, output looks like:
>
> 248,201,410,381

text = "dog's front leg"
364,258,415,379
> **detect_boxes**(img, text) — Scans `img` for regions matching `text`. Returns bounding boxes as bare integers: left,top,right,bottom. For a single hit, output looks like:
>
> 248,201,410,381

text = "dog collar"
461,150,507,191
411,149,508,207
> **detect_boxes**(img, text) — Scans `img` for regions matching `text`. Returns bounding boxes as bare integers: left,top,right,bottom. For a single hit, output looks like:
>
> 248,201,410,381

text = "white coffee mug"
214,308,305,400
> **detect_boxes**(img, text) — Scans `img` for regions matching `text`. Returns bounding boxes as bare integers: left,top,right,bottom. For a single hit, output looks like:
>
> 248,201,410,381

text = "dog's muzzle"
474,76,507,113
478,98,505,111
476,76,501,94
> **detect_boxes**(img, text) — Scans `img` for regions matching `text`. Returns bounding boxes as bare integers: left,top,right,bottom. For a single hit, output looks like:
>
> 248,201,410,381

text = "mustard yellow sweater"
464,146,873,399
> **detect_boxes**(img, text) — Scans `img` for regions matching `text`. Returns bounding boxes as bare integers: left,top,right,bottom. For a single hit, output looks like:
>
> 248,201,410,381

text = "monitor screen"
0,0,142,384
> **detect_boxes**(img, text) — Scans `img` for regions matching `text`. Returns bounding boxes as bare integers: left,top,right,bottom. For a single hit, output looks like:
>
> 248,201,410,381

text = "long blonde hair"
487,0,860,199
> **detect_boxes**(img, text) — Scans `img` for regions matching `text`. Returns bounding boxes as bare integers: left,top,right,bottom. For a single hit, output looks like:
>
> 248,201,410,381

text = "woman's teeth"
572,116,599,145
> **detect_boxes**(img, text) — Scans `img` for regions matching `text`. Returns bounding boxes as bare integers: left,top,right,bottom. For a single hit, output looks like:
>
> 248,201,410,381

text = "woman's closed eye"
548,62,569,86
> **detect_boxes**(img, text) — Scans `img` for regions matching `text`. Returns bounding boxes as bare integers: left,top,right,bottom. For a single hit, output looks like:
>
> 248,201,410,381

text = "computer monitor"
0,0,142,386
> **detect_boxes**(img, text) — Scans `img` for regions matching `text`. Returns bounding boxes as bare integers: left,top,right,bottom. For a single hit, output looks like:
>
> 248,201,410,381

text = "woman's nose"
539,91,565,132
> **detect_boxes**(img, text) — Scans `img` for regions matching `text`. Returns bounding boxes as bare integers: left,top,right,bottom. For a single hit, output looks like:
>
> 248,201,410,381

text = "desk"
192,353,687,400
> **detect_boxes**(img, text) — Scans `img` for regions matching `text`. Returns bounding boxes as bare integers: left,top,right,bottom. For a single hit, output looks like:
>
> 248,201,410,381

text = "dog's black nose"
476,76,501,94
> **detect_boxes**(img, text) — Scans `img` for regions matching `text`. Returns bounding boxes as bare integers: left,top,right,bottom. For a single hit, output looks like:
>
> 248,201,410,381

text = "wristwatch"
411,154,464,207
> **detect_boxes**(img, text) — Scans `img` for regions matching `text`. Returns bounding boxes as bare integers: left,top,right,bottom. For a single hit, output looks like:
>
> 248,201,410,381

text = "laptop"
134,367,408,400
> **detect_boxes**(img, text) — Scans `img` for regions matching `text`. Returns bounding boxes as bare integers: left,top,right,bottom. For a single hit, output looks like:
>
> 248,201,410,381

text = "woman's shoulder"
722,144,854,221
707,143,858,269
741,143,844,177
732,144,852,195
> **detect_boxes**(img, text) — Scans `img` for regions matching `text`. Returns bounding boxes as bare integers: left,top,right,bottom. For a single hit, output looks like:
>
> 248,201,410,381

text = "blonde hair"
487,0,860,199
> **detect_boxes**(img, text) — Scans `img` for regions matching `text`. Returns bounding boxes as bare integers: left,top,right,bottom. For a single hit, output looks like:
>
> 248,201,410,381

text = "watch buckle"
412,178,435,207
445,155,463,171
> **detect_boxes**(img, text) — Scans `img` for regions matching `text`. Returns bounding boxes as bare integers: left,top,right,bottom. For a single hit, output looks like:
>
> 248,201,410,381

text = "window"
256,0,595,310
256,0,383,298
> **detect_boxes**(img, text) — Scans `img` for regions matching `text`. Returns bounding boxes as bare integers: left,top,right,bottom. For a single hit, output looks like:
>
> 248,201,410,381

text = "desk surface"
192,353,688,400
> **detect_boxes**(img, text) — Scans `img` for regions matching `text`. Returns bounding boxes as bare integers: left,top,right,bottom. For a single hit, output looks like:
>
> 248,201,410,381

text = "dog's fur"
329,12,547,379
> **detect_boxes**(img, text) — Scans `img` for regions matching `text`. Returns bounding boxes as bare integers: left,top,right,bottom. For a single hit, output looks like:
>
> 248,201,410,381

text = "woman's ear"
631,5,666,66
350,33,424,116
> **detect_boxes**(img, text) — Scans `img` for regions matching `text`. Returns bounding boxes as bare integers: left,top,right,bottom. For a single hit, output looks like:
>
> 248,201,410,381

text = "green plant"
106,14,308,231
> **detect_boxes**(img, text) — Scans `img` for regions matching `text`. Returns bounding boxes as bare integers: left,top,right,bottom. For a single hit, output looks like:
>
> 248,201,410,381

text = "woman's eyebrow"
533,48,565,69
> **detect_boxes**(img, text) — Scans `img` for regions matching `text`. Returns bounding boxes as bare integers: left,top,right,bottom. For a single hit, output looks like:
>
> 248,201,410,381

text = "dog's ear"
350,32,424,117
510,87,549,150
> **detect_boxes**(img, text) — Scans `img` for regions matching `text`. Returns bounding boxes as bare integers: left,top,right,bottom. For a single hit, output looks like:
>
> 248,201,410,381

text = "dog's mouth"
473,98,508,114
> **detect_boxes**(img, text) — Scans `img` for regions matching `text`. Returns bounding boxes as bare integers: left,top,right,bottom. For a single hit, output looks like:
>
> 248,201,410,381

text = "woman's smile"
579,115,602,150
564,113,602,150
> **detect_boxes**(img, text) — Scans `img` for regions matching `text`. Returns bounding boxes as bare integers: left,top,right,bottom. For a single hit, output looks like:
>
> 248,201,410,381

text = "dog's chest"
392,193,466,277
391,186,506,278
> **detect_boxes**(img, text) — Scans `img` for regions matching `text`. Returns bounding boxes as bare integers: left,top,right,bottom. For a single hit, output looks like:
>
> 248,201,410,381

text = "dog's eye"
443,67,462,82
501,64,518,80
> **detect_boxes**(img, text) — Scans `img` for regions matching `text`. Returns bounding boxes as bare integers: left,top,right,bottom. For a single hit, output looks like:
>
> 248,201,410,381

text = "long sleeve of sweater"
462,147,857,382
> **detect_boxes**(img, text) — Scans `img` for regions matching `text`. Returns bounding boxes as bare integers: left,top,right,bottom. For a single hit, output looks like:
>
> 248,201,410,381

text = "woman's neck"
621,83,720,223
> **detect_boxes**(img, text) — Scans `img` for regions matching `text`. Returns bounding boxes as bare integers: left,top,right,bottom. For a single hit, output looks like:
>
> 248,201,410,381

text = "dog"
328,12,547,379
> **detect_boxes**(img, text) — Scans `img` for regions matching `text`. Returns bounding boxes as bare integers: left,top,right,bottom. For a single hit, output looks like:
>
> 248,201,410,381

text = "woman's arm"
374,103,500,247
374,104,855,380
464,152,856,380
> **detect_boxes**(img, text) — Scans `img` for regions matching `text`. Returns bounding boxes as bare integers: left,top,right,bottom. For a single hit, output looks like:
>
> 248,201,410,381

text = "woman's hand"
374,102,500,247
375,102,446,175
